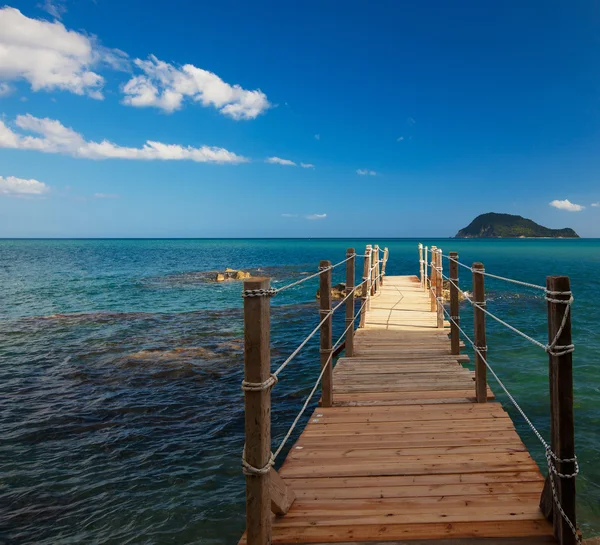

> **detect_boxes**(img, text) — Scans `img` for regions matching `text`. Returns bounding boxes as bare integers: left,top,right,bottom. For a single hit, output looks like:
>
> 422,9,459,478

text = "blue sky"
1,1,600,237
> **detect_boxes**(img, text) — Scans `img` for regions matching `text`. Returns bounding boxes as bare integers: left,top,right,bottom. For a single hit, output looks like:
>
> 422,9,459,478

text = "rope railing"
419,242,580,545
241,244,389,537
432,295,580,544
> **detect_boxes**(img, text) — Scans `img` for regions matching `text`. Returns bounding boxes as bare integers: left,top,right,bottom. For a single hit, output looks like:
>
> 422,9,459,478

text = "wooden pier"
239,246,578,545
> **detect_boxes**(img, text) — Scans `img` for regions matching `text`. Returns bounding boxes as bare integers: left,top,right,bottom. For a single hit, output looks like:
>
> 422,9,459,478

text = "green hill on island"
455,213,579,238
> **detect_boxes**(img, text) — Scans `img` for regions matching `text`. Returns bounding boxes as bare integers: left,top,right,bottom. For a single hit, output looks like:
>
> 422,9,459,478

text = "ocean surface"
0,238,598,544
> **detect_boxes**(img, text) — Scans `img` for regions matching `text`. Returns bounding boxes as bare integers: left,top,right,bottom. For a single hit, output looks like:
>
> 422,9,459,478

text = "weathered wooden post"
542,276,577,544
319,260,333,407
345,248,355,357
449,252,460,355
472,262,487,403
360,246,371,326
381,247,389,286
373,245,380,294
366,245,373,310
424,246,428,292
430,246,437,311
242,277,273,544
436,249,444,328
418,243,424,288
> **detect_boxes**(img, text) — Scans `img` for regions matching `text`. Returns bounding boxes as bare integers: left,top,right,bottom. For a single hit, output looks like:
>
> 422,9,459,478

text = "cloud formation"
0,114,247,163
122,55,270,119
397,136,404,141
39,0,67,20
0,7,120,99
357,169,376,176
300,162,314,169
592,202,599,208
266,156,296,166
314,134,320,140
0,175,49,196
549,199,584,212
281,213,326,220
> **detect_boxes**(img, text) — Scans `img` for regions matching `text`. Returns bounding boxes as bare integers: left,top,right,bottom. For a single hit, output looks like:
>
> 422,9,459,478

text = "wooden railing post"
472,262,487,403
360,246,371,327
449,252,460,355
545,275,577,544
436,249,444,328
373,245,380,294
345,248,355,357
242,277,272,544
366,245,373,310
418,243,424,288
381,247,389,286
319,260,333,407
424,246,428,292
430,246,437,311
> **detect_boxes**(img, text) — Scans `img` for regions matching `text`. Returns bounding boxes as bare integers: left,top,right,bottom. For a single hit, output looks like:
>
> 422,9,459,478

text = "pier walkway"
239,245,579,545
270,275,553,544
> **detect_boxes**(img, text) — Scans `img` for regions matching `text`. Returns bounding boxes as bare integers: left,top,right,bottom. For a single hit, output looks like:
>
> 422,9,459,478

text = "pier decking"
263,275,554,544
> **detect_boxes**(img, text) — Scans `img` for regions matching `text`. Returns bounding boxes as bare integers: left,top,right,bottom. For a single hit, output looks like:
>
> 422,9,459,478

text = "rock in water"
316,283,347,300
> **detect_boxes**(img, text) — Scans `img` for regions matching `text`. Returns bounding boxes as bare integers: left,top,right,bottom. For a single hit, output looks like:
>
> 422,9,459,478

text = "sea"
0,238,598,544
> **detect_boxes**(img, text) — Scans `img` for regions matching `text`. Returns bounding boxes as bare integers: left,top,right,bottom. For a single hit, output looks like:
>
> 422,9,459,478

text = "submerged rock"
316,283,349,300
215,269,251,282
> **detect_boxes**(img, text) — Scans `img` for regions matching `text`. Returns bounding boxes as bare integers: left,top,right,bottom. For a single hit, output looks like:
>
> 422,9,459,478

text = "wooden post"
319,260,333,407
424,246,428,292
472,262,487,403
366,245,373,310
345,248,355,357
243,277,272,544
543,276,577,544
436,249,444,328
373,245,380,294
449,252,460,356
360,246,371,327
430,246,437,311
418,243,424,288
381,247,389,286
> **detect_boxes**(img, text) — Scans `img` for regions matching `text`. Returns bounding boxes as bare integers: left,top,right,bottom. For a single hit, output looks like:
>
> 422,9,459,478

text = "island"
455,213,579,238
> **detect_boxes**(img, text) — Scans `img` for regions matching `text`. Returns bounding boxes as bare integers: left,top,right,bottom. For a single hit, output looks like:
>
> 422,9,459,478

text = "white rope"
272,297,367,460
241,374,278,392
440,253,546,291
273,254,355,294
272,281,366,378
436,299,580,542
440,272,574,357
241,447,274,476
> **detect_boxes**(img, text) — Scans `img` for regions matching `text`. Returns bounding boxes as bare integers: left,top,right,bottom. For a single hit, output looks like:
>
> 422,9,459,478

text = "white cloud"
592,202,599,207
121,55,270,119
280,213,298,218
397,136,404,141
300,162,314,169
357,169,376,176
407,117,416,126
0,114,248,164
266,156,296,166
305,213,326,220
94,193,119,199
549,199,585,212
39,0,67,20
314,134,320,140
0,7,114,99
0,175,49,196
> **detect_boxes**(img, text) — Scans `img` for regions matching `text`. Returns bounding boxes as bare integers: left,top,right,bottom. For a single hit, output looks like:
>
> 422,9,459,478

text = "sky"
1,0,600,237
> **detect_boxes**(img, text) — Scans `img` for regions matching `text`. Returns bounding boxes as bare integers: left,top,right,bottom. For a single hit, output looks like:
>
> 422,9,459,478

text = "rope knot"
242,448,275,476
242,288,277,298
241,373,278,392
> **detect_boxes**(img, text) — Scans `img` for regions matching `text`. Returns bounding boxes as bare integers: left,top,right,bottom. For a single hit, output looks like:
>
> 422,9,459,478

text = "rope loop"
241,373,278,392
242,288,277,298
241,447,275,476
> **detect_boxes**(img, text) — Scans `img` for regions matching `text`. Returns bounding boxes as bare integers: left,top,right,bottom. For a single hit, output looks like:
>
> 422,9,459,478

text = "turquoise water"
0,238,598,543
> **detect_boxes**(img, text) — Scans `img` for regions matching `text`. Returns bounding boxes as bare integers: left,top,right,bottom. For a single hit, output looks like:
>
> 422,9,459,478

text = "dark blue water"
0,239,598,543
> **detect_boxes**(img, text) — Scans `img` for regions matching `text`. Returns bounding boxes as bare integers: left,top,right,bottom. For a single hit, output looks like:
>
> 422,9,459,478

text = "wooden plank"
270,469,296,516
240,275,552,544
